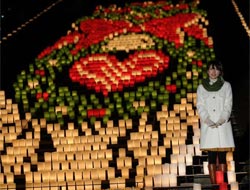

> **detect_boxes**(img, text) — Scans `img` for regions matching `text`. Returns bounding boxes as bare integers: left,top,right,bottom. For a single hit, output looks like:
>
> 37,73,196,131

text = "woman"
196,60,235,184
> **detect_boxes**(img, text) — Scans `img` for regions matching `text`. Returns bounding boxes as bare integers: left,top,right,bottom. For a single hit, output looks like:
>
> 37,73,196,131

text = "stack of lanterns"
215,152,238,190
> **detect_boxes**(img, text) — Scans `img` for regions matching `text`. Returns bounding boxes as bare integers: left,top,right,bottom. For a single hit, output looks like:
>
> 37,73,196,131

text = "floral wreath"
13,0,215,127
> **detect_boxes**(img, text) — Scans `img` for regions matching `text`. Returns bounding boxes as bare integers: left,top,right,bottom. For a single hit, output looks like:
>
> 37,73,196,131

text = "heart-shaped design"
69,50,169,95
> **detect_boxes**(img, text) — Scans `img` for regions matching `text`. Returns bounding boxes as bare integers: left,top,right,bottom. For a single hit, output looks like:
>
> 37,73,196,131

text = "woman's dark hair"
207,60,224,76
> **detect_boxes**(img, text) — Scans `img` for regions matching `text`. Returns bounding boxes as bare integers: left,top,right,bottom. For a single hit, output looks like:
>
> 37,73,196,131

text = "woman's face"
207,65,220,79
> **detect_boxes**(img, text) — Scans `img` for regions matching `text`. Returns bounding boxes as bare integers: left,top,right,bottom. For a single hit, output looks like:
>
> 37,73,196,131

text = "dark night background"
1,0,249,162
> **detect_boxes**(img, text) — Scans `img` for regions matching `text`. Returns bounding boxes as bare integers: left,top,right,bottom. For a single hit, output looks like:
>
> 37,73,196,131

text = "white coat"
196,81,235,151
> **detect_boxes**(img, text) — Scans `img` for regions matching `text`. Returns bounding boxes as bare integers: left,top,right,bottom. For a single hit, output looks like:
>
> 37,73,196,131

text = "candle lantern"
172,137,179,146
135,176,143,188
227,160,235,171
194,144,202,156
187,93,193,102
170,163,178,175
226,152,234,162
153,174,162,187
144,176,153,187
227,171,236,183
173,104,180,112
203,161,209,174
161,174,170,187
216,170,224,184
181,123,187,130
171,154,178,164
178,163,186,176
179,145,187,154
180,111,186,119
162,163,170,174
186,154,193,166
179,104,186,111
172,145,180,154
167,123,174,130
169,174,177,187
219,182,228,190
192,136,200,145
164,138,171,148
178,154,185,163
193,183,201,190
187,144,194,155
193,128,200,136
139,118,146,125
178,137,186,145
230,182,239,190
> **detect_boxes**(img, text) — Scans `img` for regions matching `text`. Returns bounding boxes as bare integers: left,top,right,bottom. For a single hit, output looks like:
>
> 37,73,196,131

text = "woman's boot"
208,164,217,184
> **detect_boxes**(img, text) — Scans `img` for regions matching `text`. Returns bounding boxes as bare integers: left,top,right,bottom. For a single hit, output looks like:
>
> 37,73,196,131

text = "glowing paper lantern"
216,171,224,184
179,104,186,111
164,138,171,148
179,145,187,154
192,136,200,145
187,144,194,155
161,174,170,187
144,176,153,187
193,128,200,136
193,183,201,190
187,93,193,102
162,163,170,174
153,174,162,187
135,176,143,188
170,163,178,174
230,182,239,190
173,104,180,112
172,145,180,154
194,144,202,156
228,160,235,172
203,161,209,175
178,136,186,145
227,171,236,183
169,174,177,187
178,154,186,163
219,182,228,190
178,163,186,176
226,152,234,162
186,154,193,166
171,154,178,164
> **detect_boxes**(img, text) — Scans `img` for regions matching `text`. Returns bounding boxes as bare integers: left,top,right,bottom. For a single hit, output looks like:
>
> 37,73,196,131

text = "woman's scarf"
202,77,224,91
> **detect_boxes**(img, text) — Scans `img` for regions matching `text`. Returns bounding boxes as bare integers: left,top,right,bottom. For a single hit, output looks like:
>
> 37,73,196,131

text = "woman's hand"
215,118,226,126
205,117,217,128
